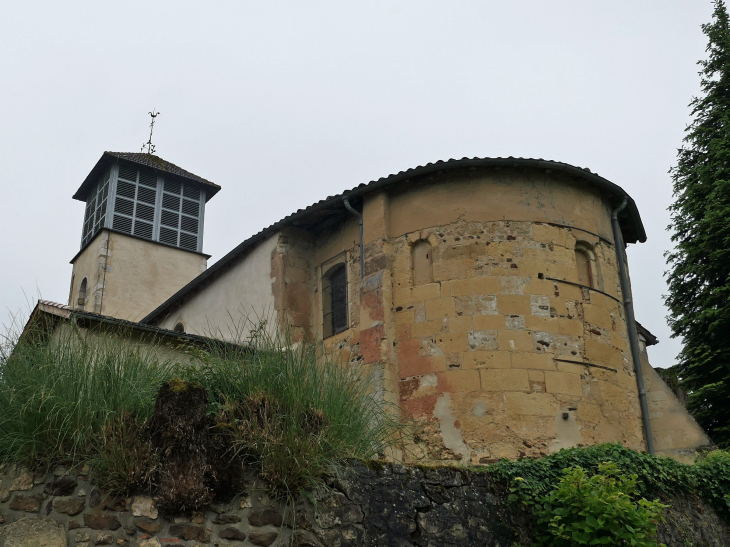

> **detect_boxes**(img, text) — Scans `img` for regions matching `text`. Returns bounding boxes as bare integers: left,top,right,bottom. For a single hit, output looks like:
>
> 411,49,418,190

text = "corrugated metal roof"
73,152,221,202
140,156,647,326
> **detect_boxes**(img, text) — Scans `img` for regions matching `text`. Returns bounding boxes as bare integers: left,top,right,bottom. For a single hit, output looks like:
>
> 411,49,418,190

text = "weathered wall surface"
642,353,715,462
1,463,727,547
156,233,279,342
70,231,208,322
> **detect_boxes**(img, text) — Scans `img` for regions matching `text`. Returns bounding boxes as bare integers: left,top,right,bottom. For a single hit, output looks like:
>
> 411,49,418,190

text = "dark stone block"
135,518,163,534
68,519,81,529
83,513,122,530
213,512,242,524
89,487,101,508
249,531,278,546
9,493,45,512
248,508,283,527
219,526,246,541
54,497,85,516
169,523,211,542
44,477,77,496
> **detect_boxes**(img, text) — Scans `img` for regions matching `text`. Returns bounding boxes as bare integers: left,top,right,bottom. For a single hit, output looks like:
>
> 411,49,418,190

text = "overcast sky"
0,1,714,367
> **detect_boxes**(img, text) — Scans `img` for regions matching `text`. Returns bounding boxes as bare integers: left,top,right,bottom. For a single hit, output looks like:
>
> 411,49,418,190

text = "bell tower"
68,152,221,321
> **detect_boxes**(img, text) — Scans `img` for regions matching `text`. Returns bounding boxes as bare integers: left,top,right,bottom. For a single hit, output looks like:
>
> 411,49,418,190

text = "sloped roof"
25,300,222,346
73,152,221,202
141,156,647,326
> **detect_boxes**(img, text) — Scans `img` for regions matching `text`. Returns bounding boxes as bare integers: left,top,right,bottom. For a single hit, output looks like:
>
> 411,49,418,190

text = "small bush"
512,462,666,546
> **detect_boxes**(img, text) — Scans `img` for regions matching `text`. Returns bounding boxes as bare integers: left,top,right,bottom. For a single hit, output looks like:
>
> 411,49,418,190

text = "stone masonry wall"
390,219,646,464
2,463,728,547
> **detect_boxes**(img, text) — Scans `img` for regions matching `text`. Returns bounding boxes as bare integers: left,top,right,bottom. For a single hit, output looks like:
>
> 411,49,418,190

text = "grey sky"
0,1,713,367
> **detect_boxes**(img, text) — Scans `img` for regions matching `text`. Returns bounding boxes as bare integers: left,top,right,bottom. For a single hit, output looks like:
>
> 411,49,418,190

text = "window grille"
81,161,205,253
322,263,348,338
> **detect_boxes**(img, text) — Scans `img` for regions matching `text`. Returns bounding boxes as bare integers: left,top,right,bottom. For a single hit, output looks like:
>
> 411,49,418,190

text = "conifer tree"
666,0,730,449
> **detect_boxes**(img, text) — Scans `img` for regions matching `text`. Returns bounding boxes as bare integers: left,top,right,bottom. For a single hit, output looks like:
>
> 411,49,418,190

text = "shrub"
512,462,666,546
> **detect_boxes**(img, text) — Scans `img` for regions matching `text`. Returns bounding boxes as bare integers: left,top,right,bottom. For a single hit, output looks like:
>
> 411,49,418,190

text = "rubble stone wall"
2,462,728,547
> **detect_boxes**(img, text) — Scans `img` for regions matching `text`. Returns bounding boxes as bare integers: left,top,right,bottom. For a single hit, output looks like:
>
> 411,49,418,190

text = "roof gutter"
611,197,654,455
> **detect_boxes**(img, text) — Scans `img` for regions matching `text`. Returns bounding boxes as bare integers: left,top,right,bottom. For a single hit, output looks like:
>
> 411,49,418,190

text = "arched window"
173,322,185,334
575,243,598,289
322,263,348,338
77,278,88,309
412,240,433,286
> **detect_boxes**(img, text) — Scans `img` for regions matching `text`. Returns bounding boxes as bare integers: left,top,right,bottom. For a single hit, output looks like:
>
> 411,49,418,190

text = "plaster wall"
156,233,278,342
641,348,714,463
70,231,207,321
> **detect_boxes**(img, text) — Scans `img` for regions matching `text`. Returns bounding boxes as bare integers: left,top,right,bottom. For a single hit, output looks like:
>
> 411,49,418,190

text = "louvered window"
102,161,204,252
81,169,110,247
158,178,202,251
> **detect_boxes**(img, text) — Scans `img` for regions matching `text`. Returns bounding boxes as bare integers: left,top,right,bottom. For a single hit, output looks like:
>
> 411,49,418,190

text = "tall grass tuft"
0,323,178,470
0,315,406,499
189,325,406,497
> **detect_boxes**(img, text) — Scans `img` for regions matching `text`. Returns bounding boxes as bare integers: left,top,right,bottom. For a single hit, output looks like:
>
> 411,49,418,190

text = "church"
31,151,712,465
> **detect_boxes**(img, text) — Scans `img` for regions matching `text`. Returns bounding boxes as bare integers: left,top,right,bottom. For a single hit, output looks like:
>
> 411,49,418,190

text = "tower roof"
73,152,221,202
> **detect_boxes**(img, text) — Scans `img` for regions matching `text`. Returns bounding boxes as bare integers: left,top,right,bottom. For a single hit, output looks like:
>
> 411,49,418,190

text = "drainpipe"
611,198,655,455
343,197,364,280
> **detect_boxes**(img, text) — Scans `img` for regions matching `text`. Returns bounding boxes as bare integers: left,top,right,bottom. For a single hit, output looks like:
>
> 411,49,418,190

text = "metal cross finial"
141,109,161,154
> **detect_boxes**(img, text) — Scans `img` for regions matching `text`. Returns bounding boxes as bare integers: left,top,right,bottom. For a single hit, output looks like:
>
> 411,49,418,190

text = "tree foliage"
666,0,730,449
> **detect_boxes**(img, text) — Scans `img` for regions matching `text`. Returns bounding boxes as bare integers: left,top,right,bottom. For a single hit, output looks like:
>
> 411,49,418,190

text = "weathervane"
141,109,161,154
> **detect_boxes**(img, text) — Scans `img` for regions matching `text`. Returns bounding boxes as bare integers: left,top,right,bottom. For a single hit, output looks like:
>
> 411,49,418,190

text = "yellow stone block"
504,392,559,416
435,332,469,353
590,291,620,313
497,294,531,315
583,304,613,331
481,369,529,392
396,310,415,325
555,282,583,301
576,402,603,424
395,283,441,305
411,320,441,337
497,330,535,352
585,339,623,369
556,362,586,375
514,259,543,278
545,371,583,396
610,332,628,352
462,350,511,369
533,223,568,247
528,370,545,381
441,279,471,297
446,316,473,333
524,278,556,296
436,370,481,393
511,352,556,370
473,314,506,330
525,316,559,332
470,276,500,295
425,297,456,320
559,319,584,336
433,259,468,282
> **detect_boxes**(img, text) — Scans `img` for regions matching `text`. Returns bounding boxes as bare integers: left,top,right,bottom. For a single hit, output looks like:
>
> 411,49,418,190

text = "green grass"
189,328,404,496
0,318,405,499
